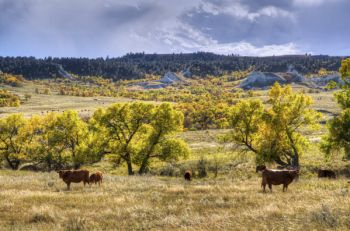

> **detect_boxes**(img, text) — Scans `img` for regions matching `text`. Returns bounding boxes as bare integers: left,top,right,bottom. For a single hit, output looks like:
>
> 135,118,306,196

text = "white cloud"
293,0,340,7
152,20,301,56
199,1,294,21
255,6,294,20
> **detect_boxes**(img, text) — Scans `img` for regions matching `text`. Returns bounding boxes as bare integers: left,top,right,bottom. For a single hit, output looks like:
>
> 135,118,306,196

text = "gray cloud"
0,0,348,57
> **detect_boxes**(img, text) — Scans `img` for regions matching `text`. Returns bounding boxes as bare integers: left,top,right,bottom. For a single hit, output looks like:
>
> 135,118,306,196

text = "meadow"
0,78,349,230
0,82,132,118
1,167,350,230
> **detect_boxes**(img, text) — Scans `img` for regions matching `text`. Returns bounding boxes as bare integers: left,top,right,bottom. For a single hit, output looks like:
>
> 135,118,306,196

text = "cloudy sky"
0,0,349,57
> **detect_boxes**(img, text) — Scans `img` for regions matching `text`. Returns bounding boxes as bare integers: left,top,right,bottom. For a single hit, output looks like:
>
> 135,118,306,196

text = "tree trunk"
127,161,133,175
138,159,149,175
291,154,299,168
286,130,300,168
5,155,17,170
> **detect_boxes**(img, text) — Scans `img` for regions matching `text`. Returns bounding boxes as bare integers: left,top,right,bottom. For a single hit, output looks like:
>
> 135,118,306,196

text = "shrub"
311,205,338,228
197,158,208,178
0,90,21,107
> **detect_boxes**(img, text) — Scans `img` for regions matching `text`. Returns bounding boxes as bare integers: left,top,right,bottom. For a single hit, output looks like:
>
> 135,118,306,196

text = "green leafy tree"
36,111,89,169
26,113,70,171
325,81,337,91
321,58,350,159
91,103,155,175
0,114,30,169
90,102,189,175
224,83,320,167
136,103,189,174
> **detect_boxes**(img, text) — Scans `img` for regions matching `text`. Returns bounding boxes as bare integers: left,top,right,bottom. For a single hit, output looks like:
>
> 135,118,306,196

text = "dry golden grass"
0,170,350,231
0,82,133,118
0,81,347,230
0,81,340,120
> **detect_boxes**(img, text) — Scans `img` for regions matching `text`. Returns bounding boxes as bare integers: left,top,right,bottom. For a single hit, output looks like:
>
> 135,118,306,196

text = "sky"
0,0,349,57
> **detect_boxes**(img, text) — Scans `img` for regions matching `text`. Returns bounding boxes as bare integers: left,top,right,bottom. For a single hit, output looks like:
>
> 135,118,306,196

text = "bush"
311,205,338,228
0,90,21,107
197,158,208,178
30,206,57,223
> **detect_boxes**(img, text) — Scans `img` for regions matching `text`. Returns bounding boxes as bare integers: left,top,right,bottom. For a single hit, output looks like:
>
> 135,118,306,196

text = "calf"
58,169,90,190
184,170,192,181
261,168,299,192
89,172,103,186
318,169,336,179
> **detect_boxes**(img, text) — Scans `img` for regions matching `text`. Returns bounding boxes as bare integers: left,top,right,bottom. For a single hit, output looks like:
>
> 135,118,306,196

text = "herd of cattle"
254,165,337,192
57,167,336,192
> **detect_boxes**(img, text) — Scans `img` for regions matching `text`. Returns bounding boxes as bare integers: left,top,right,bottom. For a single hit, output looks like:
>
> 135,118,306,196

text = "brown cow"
58,169,90,190
261,168,299,192
184,170,192,181
89,172,103,186
318,169,336,179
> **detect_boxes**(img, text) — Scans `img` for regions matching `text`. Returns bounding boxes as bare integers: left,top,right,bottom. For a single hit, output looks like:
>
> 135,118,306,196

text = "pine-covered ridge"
0,53,346,80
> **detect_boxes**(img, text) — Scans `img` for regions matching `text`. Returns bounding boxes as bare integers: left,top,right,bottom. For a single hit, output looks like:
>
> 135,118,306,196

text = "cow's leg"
67,182,71,190
262,181,266,193
268,183,272,192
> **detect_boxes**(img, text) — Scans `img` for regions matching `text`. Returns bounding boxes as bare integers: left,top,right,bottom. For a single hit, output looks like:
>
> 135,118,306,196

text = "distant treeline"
0,53,346,80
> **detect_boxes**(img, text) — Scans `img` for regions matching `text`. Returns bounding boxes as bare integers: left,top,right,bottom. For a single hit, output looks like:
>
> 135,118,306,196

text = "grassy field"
0,170,350,230
1,130,350,230
0,82,133,118
0,80,340,119
1,80,349,230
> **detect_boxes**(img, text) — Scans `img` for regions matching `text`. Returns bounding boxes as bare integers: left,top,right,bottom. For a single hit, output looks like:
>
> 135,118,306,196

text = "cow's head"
289,169,300,180
256,165,266,173
57,170,64,178
57,170,70,178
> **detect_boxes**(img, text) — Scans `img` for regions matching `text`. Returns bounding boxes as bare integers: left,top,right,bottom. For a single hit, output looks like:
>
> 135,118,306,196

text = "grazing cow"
58,169,90,190
256,165,267,173
261,168,299,192
89,172,103,186
318,169,336,179
184,170,192,181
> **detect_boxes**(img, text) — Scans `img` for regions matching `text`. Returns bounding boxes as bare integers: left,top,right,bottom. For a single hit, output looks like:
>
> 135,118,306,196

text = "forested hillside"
0,53,346,80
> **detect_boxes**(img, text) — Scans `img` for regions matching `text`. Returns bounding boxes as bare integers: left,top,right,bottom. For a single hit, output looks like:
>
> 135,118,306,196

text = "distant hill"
0,53,346,80
239,69,343,90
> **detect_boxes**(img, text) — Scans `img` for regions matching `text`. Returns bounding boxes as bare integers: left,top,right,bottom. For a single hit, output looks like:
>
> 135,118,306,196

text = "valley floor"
0,171,349,230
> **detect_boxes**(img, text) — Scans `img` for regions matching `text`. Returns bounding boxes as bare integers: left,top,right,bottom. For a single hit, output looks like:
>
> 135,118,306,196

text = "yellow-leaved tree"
89,102,189,175
0,114,35,169
224,83,321,167
321,58,350,159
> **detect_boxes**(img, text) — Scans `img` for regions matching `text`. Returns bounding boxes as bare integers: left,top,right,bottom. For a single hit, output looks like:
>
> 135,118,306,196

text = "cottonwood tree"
321,58,350,159
31,111,89,170
90,102,189,175
91,103,155,175
225,83,320,167
136,103,189,174
0,114,33,169
26,113,76,171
